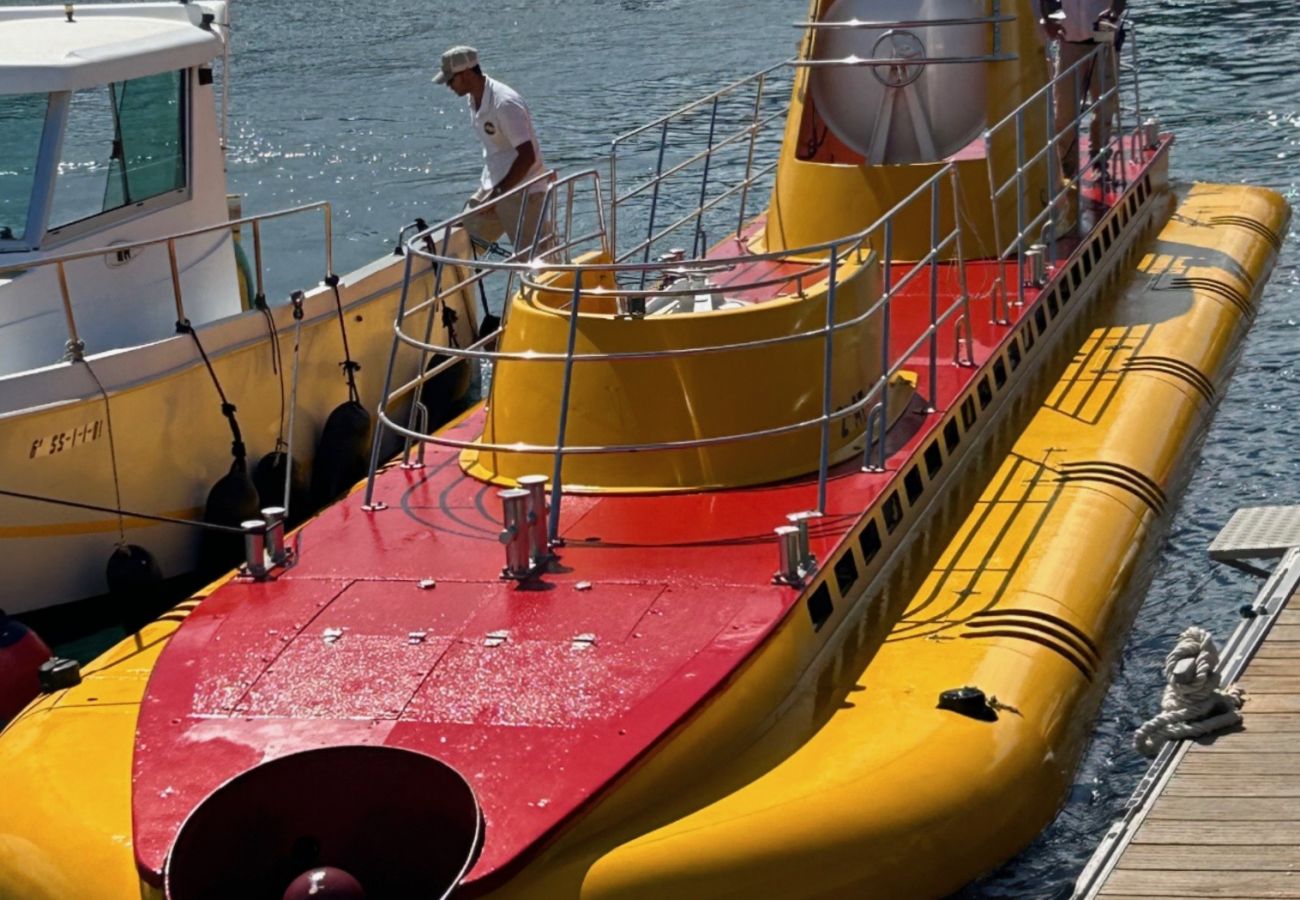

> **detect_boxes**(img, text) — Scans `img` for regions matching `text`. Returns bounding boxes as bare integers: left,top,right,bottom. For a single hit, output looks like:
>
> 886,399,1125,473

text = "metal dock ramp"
1076,506,1300,899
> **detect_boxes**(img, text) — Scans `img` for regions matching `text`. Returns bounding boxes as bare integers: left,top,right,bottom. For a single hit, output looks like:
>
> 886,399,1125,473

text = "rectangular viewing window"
49,70,186,233
0,94,50,243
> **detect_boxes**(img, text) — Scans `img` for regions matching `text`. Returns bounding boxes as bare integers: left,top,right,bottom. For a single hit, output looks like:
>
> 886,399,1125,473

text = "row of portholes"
805,172,1155,634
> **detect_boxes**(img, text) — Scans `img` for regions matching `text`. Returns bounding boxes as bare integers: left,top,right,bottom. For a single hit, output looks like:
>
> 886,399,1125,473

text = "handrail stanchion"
547,270,584,547
251,219,265,303
1109,41,1127,186
737,72,766,238
928,180,940,411
322,203,334,278
639,122,671,290
1044,78,1058,261
363,249,416,508
1014,110,1026,309
608,145,619,256
950,167,974,367
983,131,1008,323
1074,63,1084,217
817,243,839,513
401,223,454,465
166,238,186,323
55,260,84,361
693,96,721,259
878,220,893,472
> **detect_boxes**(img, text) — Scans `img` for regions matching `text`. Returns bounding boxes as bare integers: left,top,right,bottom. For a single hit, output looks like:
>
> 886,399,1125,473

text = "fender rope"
176,319,246,463
1133,625,1245,757
326,274,360,405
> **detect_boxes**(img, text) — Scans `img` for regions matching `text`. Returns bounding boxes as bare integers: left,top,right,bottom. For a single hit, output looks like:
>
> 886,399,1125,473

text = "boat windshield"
0,93,48,244
48,70,187,233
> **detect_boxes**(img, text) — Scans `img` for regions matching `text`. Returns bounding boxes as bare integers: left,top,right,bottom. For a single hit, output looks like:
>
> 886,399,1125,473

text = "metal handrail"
795,15,1016,29
983,22,1142,307
791,54,1016,67
365,163,969,521
1,201,334,359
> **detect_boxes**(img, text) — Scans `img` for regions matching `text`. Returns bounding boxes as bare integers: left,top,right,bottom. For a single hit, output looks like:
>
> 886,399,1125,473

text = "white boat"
0,2,479,616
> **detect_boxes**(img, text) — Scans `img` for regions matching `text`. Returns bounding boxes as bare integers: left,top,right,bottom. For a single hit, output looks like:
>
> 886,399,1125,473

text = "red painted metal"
132,143,1165,890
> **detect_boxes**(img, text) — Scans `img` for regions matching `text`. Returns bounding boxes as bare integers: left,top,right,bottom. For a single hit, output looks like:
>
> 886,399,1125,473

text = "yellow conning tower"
765,0,1051,261
460,0,1051,491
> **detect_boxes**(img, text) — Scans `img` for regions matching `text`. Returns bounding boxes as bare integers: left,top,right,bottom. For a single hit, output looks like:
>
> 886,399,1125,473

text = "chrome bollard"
498,488,532,579
241,519,268,580
774,525,804,586
517,474,550,564
786,510,822,573
1143,117,1161,150
1025,244,1047,288
261,506,287,566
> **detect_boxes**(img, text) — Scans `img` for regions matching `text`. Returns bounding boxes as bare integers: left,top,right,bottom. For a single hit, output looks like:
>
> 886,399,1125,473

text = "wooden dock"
1076,507,1300,899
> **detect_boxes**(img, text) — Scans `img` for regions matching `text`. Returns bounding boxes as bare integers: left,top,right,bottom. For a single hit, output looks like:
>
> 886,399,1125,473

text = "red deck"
131,143,1165,889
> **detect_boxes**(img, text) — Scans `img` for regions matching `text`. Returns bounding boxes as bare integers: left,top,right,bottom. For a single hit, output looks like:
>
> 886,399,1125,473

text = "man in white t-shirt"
1044,0,1127,183
434,45,552,253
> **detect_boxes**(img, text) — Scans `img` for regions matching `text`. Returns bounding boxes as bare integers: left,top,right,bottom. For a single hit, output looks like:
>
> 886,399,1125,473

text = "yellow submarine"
0,0,1288,897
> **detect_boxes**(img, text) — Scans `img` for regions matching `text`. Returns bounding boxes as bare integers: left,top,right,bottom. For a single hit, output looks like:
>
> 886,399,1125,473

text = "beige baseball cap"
433,45,479,84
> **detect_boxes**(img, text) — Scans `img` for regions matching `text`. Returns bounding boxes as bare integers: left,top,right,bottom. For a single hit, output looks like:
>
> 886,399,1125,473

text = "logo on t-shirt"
484,121,496,135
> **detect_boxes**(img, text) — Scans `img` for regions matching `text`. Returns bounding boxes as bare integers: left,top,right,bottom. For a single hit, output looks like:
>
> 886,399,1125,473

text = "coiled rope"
1133,625,1245,757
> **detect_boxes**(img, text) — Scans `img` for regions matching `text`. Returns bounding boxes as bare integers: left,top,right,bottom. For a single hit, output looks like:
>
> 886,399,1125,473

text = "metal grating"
1208,505,1300,561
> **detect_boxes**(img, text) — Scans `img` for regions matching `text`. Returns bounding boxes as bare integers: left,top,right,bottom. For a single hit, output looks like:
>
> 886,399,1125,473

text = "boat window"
0,93,49,243
924,440,943,478
49,71,186,231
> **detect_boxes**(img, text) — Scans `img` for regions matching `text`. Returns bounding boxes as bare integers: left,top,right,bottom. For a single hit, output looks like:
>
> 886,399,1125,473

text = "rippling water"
28,0,1300,893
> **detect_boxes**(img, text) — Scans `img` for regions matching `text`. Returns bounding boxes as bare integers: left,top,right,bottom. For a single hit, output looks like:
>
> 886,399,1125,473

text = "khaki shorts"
463,187,554,256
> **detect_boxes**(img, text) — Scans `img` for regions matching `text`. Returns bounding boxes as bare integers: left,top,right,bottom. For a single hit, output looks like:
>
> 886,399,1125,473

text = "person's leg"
462,187,506,247
500,190,555,259
1088,42,1118,167
1054,41,1091,184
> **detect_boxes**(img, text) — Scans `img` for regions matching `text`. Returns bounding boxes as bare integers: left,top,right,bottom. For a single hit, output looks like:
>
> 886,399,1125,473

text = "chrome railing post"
638,121,671,290
608,143,619,256
737,71,766,237
1044,76,1058,261
547,269,584,546
403,223,453,464
363,248,416,508
322,203,334,279
928,179,940,411
251,218,266,304
1074,63,1084,212
878,220,893,471
1014,110,1026,308
817,243,839,513
950,167,973,367
693,96,721,258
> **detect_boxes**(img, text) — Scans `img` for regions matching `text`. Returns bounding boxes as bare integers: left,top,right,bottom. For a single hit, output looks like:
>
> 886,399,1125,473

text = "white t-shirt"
1059,0,1111,42
470,76,545,193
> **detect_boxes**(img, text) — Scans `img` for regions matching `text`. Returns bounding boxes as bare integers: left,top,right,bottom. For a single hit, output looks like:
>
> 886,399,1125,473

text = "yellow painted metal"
762,0,1051,263
479,184,1288,898
0,597,204,900
0,186,1286,900
460,248,884,491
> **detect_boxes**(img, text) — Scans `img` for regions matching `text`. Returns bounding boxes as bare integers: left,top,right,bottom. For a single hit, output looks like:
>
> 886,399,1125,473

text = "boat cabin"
0,2,236,376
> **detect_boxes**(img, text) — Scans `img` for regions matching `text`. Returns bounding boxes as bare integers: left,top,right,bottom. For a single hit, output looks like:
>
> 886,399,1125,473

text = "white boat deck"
1076,506,1300,899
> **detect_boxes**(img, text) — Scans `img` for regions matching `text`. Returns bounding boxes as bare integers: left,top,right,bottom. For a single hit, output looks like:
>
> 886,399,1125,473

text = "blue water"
29,0,1300,894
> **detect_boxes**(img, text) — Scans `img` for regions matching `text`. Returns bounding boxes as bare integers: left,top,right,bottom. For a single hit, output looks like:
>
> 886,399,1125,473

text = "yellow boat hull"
0,184,1286,899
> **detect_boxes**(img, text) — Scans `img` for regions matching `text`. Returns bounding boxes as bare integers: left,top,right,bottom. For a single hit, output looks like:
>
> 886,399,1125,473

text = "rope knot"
1134,625,1244,757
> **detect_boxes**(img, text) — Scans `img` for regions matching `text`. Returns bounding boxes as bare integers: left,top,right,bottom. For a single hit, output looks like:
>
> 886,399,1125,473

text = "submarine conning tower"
764,0,1051,262
385,1,1056,495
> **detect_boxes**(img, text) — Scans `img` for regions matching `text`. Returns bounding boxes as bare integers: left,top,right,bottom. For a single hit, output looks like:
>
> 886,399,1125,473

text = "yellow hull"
0,184,1286,899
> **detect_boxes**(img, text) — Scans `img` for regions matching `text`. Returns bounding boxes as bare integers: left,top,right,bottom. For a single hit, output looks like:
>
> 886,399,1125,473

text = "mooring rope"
0,486,246,535
326,274,360,405
1133,625,1245,757
282,291,306,515
80,358,126,544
